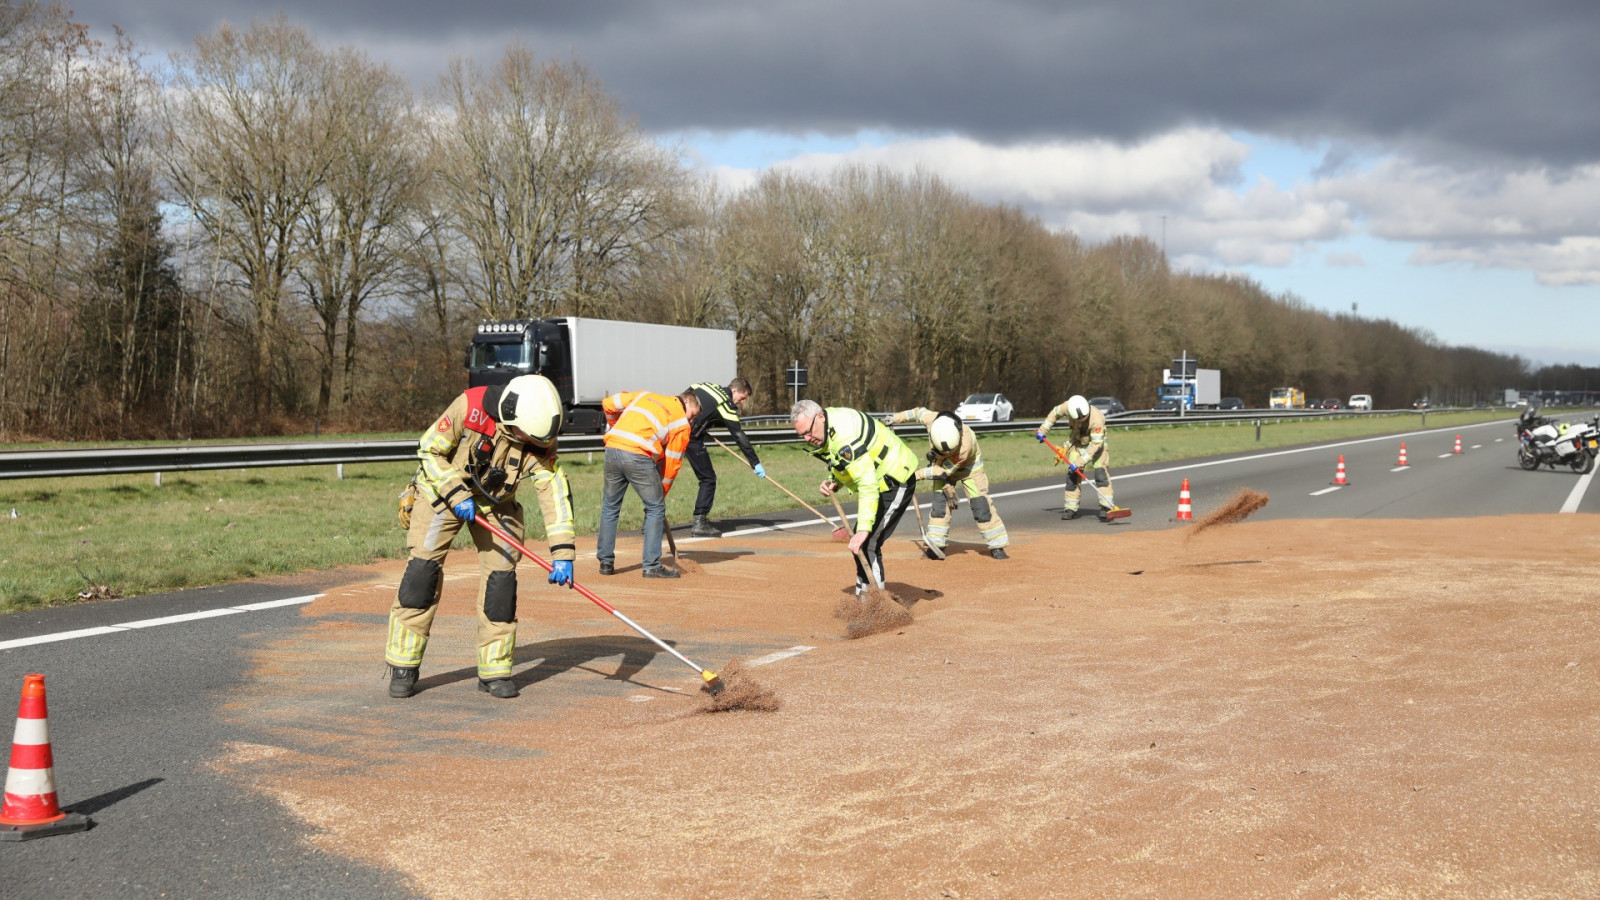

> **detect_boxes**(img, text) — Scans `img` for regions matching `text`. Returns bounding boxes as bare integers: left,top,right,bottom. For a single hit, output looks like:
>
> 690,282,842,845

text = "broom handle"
711,436,843,531
829,491,852,533
471,512,713,680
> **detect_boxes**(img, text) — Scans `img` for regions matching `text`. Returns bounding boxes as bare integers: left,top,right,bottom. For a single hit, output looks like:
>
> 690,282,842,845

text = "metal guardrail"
0,408,1438,481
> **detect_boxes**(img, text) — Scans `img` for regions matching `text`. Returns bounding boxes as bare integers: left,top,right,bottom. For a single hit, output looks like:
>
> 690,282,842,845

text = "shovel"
1040,436,1131,519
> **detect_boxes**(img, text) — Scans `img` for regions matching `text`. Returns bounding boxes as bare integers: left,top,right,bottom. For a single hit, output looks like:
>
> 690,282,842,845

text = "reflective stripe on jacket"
414,389,576,560
603,391,692,492
690,382,759,465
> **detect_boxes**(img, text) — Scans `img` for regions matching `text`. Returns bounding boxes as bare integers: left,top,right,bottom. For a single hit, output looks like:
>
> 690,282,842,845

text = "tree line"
0,6,1580,442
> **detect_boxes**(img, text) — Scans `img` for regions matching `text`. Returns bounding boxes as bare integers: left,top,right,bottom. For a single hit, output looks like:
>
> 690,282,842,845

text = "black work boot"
388,665,419,699
1062,508,1080,520
1098,508,1111,523
991,547,1009,560
923,544,944,560
691,515,721,538
642,566,681,579
598,560,615,576
478,678,519,699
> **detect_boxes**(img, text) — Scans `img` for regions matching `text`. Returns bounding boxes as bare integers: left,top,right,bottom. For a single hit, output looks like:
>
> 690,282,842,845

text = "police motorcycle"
1517,406,1600,474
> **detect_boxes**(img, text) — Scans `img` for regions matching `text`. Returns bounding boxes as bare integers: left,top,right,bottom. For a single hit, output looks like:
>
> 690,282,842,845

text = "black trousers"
852,475,916,590
686,440,717,517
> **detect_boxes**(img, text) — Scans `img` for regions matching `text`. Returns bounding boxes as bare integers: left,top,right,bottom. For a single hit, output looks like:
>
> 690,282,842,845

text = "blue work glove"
548,559,574,587
451,497,477,521
753,463,767,478
1034,430,1047,442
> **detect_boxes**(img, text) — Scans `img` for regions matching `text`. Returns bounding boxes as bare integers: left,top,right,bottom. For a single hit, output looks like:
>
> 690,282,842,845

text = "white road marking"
747,645,815,667
1438,453,1453,458
0,594,321,651
1390,466,1410,472
1310,486,1343,496
1561,468,1596,514
1471,444,1482,449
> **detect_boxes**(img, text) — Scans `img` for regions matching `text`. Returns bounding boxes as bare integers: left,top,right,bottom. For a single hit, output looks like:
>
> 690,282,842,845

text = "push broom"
471,513,725,694
712,436,849,540
1040,435,1131,519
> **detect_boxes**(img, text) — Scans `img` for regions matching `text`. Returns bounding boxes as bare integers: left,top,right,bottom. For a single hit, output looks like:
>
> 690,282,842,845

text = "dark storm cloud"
65,0,1600,166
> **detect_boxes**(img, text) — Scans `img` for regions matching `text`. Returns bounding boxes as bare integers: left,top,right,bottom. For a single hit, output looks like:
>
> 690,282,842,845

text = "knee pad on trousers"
398,557,442,609
931,495,947,518
970,495,992,522
483,570,518,623
1095,469,1110,488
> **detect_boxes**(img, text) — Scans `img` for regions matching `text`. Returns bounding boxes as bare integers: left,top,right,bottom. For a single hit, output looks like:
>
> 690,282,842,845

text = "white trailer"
1193,368,1221,407
565,318,735,402
467,316,737,432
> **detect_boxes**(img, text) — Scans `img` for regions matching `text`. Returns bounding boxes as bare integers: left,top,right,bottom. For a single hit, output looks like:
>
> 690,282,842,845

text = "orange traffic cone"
1454,435,1462,454
1333,455,1349,485
1175,478,1193,520
0,674,91,841
1397,443,1408,466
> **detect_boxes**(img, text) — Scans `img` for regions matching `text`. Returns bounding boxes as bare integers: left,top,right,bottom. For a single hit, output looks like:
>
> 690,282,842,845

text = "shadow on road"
64,777,163,816
412,635,670,694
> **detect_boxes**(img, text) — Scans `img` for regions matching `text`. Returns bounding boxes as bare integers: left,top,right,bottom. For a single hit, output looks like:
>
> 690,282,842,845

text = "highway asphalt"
2,413,1590,897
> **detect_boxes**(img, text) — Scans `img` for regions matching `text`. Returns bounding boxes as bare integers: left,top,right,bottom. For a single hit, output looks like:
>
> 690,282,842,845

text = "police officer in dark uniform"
685,377,764,537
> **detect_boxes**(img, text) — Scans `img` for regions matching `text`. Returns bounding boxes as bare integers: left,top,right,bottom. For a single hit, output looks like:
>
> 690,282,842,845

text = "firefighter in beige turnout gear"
885,408,1010,559
1036,394,1116,521
385,374,576,700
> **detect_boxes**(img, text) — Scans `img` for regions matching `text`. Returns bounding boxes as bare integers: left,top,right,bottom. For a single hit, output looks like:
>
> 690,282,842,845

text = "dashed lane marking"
747,645,815,667
1310,486,1343,496
1390,465,1410,472
0,594,322,651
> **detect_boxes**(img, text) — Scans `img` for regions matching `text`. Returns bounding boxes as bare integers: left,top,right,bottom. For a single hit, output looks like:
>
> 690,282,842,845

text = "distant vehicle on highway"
1321,398,1343,410
1414,398,1431,409
1088,396,1125,415
1153,397,1180,411
954,393,1014,422
1219,397,1245,410
1348,394,1373,410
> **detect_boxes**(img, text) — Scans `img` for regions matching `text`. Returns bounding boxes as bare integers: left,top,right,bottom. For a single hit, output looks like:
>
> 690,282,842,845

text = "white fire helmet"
498,374,564,444
929,412,962,454
1066,395,1091,421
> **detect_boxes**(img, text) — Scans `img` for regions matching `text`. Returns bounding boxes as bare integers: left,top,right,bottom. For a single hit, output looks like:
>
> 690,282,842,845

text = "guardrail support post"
336,463,344,480
154,471,162,487
1255,419,1261,441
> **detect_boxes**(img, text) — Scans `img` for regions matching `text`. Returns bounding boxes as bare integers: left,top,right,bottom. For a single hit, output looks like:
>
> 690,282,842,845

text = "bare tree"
162,17,340,415
296,46,422,421
431,46,683,320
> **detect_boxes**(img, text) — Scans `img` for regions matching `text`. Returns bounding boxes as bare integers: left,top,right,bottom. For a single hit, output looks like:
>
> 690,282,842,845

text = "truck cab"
466,319,597,433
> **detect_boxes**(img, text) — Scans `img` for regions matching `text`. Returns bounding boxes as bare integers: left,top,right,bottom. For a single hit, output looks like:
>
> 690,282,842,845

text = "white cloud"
685,128,1600,286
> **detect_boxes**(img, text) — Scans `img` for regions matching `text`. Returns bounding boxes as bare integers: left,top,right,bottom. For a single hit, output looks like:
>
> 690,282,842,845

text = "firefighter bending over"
885,407,1010,559
1036,394,1116,522
385,374,576,700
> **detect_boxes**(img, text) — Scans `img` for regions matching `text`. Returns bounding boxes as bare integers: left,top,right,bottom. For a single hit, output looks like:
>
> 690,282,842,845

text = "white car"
954,393,1014,423
1348,394,1373,410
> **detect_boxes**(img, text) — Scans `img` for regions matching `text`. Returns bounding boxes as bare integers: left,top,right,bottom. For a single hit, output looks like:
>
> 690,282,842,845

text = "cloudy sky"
72,1,1600,366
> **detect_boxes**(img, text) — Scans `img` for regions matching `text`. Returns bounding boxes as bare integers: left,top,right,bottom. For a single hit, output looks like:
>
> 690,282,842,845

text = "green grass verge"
0,409,1515,613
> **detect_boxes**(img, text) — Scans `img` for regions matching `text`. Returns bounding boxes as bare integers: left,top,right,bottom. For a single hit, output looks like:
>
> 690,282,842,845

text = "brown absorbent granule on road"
833,588,914,639
1187,488,1270,538
674,558,704,575
695,659,781,713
